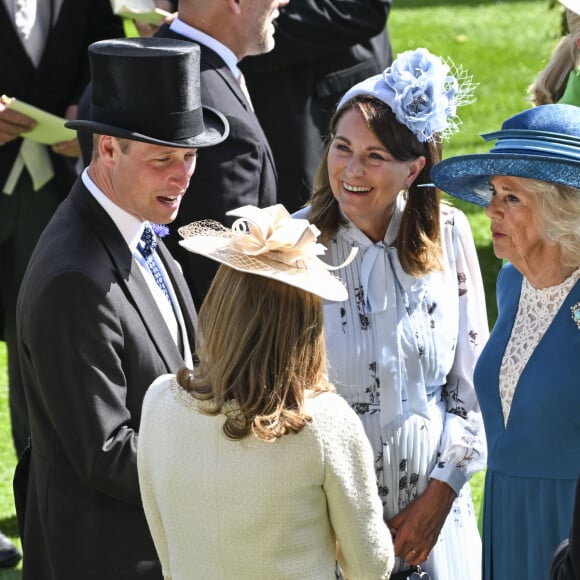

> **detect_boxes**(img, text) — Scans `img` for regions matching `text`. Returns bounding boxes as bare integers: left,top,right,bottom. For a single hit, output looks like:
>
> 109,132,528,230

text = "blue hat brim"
430,153,580,206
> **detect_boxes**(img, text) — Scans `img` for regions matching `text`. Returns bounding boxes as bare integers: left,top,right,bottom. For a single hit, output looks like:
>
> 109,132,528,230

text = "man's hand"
51,104,80,158
134,0,176,37
0,102,36,145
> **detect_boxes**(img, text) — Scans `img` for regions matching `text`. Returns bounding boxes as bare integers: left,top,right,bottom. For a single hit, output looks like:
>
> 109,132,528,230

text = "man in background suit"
0,0,122,566
0,0,123,458
155,0,286,307
15,37,228,579
241,0,393,213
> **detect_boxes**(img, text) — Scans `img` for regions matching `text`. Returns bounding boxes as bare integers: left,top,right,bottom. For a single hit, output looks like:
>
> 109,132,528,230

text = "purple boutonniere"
151,224,170,238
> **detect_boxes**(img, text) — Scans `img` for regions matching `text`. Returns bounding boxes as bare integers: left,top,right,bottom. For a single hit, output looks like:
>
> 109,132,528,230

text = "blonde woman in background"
431,103,580,580
529,0,580,106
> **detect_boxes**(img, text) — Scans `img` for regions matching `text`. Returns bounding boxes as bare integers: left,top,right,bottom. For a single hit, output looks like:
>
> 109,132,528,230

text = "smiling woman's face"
327,108,424,242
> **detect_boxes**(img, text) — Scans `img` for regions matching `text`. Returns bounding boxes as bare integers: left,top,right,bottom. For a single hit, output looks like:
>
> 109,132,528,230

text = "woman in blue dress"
431,103,580,580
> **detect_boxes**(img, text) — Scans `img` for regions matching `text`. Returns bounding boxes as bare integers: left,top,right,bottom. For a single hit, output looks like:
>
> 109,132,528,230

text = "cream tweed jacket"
138,374,394,579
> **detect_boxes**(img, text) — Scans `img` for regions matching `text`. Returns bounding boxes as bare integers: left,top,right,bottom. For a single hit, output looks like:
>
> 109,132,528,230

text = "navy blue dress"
475,264,580,580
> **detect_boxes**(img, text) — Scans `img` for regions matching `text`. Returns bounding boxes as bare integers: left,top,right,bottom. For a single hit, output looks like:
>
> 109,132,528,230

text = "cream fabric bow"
228,204,348,270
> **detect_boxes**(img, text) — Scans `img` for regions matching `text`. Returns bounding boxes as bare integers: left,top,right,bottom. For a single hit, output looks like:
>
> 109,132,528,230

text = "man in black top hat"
14,36,228,580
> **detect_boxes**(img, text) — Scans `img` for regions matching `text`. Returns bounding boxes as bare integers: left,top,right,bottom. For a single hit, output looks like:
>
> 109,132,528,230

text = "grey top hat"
67,37,229,149
430,104,580,206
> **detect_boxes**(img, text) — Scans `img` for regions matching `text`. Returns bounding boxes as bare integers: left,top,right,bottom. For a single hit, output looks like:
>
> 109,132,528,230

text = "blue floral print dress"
311,195,488,579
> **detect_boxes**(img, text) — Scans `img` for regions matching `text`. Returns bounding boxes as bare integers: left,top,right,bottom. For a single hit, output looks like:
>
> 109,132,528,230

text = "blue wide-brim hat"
430,104,580,206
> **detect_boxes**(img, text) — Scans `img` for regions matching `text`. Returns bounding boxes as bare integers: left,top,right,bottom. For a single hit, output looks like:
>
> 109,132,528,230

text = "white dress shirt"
82,169,193,366
169,17,253,108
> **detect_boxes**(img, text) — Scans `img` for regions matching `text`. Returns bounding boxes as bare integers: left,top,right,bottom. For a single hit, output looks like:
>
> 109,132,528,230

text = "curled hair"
529,9,580,105
524,177,580,271
309,96,443,276
177,266,333,442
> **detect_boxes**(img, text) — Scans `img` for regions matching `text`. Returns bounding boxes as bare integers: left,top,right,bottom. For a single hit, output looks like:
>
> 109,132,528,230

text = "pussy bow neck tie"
347,229,430,429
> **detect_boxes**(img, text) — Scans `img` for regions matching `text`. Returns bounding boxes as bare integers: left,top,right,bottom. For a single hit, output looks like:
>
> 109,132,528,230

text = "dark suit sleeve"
165,69,277,305
242,0,391,71
25,271,142,504
68,0,124,105
551,477,580,580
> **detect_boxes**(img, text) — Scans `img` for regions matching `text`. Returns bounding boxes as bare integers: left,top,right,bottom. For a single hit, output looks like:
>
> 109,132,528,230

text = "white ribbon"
343,201,431,428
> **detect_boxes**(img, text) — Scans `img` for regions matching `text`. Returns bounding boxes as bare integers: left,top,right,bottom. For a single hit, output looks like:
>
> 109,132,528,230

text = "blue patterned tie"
139,226,171,303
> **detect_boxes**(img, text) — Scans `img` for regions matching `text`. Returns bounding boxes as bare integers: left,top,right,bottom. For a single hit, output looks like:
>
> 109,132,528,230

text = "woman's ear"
406,156,427,187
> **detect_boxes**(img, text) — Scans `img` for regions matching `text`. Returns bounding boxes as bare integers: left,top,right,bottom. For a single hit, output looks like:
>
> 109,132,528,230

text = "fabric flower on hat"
228,204,327,267
384,48,458,141
177,204,358,302
384,48,472,142
338,47,477,143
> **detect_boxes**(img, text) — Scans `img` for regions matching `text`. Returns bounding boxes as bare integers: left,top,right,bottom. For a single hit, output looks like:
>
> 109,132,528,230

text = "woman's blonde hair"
524,177,580,270
308,96,443,277
529,9,580,105
177,265,333,442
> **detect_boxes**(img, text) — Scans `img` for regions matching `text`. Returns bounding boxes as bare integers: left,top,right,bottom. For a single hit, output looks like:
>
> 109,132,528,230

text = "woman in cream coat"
138,205,394,579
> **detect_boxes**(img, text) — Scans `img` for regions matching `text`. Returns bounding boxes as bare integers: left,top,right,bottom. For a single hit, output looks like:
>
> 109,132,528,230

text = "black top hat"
67,37,229,149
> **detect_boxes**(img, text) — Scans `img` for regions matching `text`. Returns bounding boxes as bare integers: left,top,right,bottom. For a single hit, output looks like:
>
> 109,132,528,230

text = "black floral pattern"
458,271,468,297
442,379,468,419
398,459,420,511
368,362,380,404
376,438,390,503
354,286,369,330
468,329,478,349
339,306,347,333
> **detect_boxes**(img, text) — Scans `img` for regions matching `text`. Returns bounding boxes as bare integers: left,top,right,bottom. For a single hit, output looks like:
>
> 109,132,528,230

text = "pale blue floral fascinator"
430,104,580,206
337,47,477,143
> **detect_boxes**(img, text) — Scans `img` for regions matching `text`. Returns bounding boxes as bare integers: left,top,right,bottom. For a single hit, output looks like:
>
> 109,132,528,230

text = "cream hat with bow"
178,205,356,302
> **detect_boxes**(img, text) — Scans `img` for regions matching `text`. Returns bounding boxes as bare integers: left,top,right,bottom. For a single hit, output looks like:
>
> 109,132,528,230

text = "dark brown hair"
309,96,443,276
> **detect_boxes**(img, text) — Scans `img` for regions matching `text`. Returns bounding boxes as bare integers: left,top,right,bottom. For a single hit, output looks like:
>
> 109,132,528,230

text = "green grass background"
0,1,563,576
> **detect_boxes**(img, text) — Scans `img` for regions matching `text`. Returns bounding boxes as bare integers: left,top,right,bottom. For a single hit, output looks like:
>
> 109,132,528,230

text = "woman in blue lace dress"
431,104,580,580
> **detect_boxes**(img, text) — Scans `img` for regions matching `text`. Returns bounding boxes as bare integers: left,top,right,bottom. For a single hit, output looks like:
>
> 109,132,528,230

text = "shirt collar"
81,168,146,253
169,18,240,78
